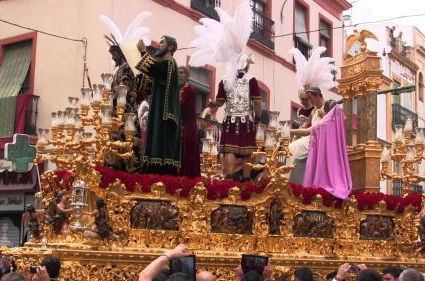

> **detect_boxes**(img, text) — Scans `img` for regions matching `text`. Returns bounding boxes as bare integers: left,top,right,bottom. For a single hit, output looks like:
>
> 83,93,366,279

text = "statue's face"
178,68,188,84
155,37,169,57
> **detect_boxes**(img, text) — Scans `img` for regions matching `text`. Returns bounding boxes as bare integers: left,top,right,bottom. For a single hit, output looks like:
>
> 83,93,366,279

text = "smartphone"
241,254,269,275
29,266,38,274
348,266,360,273
169,255,196,281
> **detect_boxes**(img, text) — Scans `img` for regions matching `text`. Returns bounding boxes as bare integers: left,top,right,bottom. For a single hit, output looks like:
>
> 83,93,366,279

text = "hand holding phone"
241,254,269,276
170,255,196,281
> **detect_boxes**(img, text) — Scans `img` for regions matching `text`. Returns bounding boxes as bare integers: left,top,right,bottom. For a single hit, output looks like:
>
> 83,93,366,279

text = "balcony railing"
191,0,221,21
22,94,39,136
392,103,418,129
251,10,275,49
294,36,312,59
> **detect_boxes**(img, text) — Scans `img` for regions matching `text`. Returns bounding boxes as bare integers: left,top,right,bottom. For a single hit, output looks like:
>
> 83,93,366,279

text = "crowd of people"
135,244,425,281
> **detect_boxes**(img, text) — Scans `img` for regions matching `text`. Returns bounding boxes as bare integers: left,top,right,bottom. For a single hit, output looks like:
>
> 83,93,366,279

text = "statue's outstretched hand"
137,40,146,54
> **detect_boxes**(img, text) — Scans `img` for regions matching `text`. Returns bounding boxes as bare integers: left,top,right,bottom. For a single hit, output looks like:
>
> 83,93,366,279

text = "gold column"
338,30,383,193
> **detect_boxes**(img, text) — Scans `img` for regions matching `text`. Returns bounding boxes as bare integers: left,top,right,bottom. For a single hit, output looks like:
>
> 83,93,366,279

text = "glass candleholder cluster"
380,117,425,194
36,73,136,170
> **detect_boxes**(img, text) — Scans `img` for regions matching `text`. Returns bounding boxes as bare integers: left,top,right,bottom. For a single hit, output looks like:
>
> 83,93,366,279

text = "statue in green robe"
135,36,181,175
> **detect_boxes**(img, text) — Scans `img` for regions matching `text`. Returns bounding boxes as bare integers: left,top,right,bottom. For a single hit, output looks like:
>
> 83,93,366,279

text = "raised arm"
135,40,156,78
138,244,191,281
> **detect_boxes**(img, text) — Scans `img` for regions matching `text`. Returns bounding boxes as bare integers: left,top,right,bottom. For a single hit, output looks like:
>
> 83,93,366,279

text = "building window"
392,80,401,104
250,0,275,49
294,2,311,58
0,36,35,139
319,19,332,57
419,72,424,102
190,0,221,20
257,81,270,125
189,67,213,115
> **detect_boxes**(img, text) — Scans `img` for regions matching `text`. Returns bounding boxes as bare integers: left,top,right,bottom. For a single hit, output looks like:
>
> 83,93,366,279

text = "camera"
29,266,39,274
348,266,360,273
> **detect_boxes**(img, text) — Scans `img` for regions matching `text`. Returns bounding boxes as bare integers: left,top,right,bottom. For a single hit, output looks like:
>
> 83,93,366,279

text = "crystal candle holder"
92,84,103,104
269,111,280,129
116,85,129,106
101,73,113,91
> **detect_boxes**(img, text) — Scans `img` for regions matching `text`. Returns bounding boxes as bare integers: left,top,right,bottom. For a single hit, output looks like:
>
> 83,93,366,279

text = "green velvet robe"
135,52,181,172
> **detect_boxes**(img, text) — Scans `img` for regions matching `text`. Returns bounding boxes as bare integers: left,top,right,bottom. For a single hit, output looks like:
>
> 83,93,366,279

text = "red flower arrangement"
291,183,421,213
95,165,269,201
49,166,421,213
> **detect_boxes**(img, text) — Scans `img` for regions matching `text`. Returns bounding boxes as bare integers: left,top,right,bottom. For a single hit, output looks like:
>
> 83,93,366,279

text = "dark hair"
295,267,314,281
0,272,25,281
399,269,424,281
41,256,61,278
54,192,64,203
306,86,323,98
162,35,178,55
153,268,170,281
383,267,403,279
324,99,338,114
178,66,190,79
242,270,263,281
356,269,383,281
24,204,35,213
326,271,338,281
96,198,106,209
168,272,191,281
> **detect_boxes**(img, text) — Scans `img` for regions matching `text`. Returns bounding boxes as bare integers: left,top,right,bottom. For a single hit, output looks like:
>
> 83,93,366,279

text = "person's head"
24,204,36,214
109,45,126,67
0,272,24,281
242,270,263,281
356,269,383,281
55,192,64,204
153,268,170,281
156,35,178,57
326,271,338,281
96,198,106,209
383,267,403,281
236,53,254,75
196,271,216,281
41,256,61,279
294,267,314,281
305,87,323,107
299,90,312,109
178,66,190,86
399,269,424,281
1,255,12,269
168,272,191,281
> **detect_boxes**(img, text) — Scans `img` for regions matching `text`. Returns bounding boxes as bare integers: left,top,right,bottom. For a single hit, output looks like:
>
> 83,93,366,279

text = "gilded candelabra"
380,117,425,194
248,111,295,182
35,73,136,175
201,128,220,179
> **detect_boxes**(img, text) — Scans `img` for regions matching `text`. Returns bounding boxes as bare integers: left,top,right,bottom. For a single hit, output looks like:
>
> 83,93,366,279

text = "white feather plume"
189,0,253,85
290,47,338,92
123,11,151,40
99,11,151,44
99,15,123,42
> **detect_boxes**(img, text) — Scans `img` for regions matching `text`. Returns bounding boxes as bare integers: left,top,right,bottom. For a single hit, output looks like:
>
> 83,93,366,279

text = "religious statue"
178,66,201,178
22,204,41,242
135,36,181,176
83,198,119,240
46,192,73,235
189,0,262,181
100,12,152,173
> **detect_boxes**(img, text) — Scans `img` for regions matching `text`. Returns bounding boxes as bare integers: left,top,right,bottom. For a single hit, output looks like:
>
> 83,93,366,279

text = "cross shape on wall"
4,134,36,173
